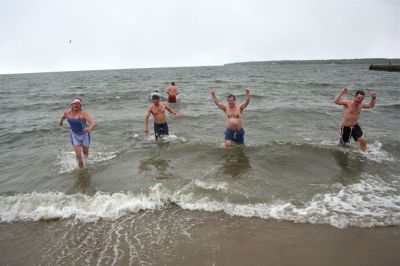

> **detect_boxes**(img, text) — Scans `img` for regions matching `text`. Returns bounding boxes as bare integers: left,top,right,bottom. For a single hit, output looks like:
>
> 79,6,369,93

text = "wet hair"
227,94,236,100
171,82,175,86
152,95,160,100
355,90,365,97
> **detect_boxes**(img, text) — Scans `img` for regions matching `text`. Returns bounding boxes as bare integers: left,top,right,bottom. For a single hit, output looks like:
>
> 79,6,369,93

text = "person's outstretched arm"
362,91,376,109
165,103,182,119
144,106,152,133
59,110,68,126
334,87,349,105
240,88,250,111
211,89,226,112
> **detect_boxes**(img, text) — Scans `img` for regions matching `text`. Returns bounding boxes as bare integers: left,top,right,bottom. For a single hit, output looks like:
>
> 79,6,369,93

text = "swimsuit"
168,95,177,103
154,122,169,139
70,133,91,147
67,111,90,146
340,123,363,143
225,128,245,144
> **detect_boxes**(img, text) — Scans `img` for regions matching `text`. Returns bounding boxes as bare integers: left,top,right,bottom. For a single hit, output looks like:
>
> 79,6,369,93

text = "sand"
1,210,399,265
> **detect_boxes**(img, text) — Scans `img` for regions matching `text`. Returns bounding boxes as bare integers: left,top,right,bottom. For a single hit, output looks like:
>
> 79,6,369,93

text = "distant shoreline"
3,58,400,75
224,58,400,66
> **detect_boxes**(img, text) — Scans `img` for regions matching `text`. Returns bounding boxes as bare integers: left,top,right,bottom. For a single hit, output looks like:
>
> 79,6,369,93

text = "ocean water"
0,64,399,264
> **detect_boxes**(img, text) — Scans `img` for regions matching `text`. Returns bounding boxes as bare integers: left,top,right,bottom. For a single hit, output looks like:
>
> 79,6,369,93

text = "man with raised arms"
144,92,181,140
334,88,376,152
211,88,250,147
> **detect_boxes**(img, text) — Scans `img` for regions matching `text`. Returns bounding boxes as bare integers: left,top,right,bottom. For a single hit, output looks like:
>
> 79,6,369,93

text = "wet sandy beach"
1,209,399,265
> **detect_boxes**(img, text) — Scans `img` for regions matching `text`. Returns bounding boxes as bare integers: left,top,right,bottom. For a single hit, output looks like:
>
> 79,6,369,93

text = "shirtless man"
211,88,250,147
144,92,181,140
334,88,376,152
59,98,96,169
166,82,178,103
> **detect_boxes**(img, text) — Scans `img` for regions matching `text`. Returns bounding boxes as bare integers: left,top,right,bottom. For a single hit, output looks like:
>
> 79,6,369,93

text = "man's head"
227,95,236,107
354,90,365,104
171,82,175,86
151,92,161,103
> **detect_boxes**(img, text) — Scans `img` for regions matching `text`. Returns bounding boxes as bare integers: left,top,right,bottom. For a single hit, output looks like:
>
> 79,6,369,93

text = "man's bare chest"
152,106,165,115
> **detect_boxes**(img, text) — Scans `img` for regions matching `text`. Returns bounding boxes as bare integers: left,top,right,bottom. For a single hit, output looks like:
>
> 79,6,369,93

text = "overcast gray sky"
0,0,398,74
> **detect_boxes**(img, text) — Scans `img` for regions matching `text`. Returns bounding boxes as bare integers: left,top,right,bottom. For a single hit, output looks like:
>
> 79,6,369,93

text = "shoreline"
1,209,399,265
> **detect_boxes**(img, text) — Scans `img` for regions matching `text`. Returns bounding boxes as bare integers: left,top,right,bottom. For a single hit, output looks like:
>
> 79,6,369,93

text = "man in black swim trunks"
144,92,181,140
334,87,376,152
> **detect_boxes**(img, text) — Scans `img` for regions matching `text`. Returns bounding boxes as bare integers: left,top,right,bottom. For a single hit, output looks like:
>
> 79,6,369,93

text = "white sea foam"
55,151,78,173
173,175,400,228
320,140,341,147
318,140,395,163
142,134,187,144
54,148,118,173
1,177,399,228
0,186,165,222
89,150,118,164
161,135,178,142
363,141,395,163
192,180,229,191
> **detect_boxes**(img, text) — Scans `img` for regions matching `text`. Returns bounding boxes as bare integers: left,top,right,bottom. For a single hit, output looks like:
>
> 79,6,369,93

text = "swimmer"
211,88,250,147
334,87,376,152
59,98,96,169
144,92,181,140
166,82,179,103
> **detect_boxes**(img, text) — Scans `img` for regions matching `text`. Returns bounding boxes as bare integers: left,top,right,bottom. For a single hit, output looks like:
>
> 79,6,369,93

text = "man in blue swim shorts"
211,88,250,147
59,98,96,169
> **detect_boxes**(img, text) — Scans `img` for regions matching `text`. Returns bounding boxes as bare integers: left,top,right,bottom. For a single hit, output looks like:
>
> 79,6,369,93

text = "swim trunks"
70,132,91,146
154,123,169,139
340,123,363,143
168,95,176,103
225,128,245,144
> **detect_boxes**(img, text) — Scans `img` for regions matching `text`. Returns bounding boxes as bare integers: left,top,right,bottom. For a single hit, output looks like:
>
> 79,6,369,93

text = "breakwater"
369,64,400,72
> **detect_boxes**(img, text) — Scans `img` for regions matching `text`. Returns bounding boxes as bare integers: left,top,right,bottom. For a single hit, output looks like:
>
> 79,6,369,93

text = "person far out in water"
211,88,250,147
166,82,178,103
59,98,96,169
334,87,376,152
144,92,181,141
